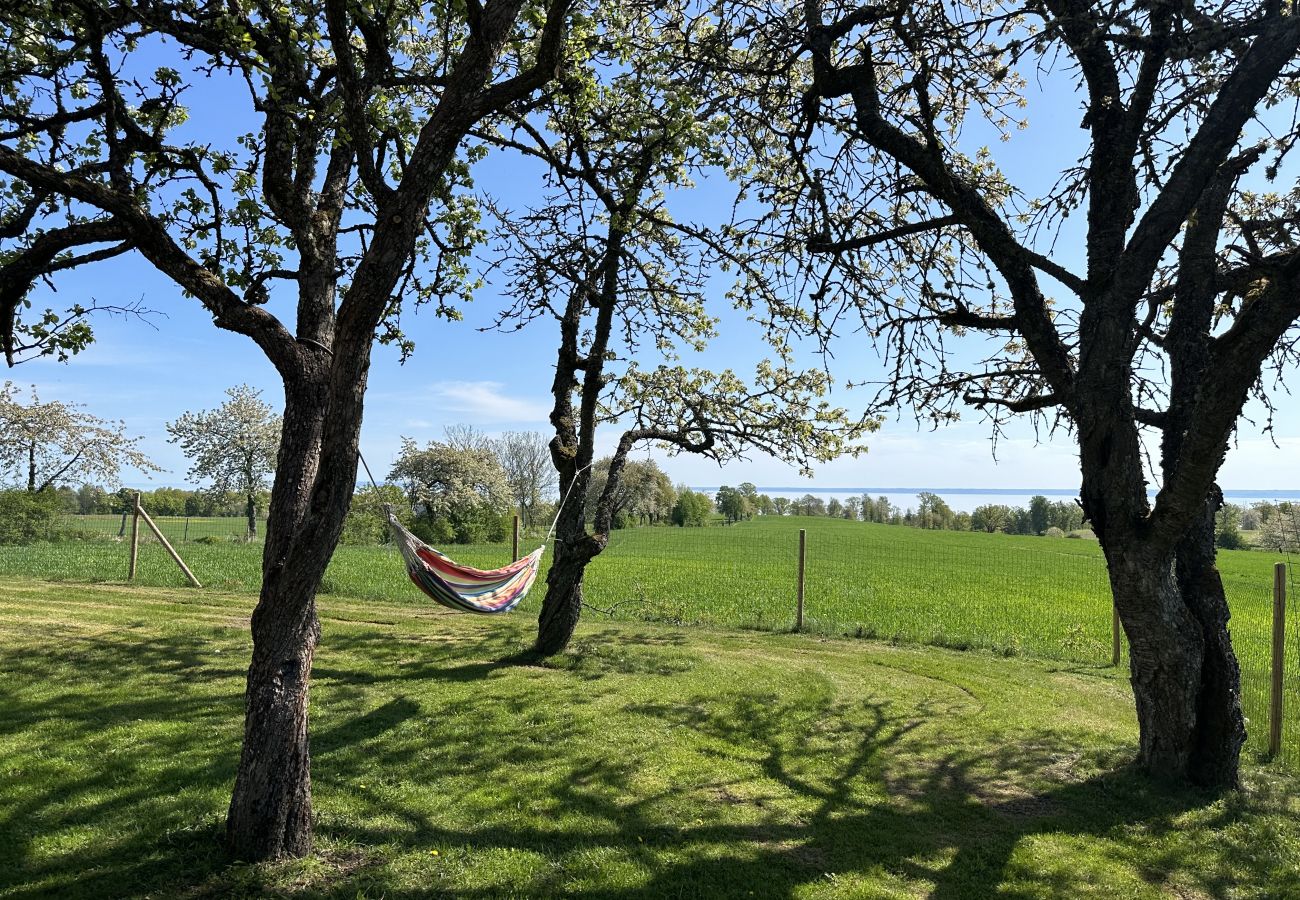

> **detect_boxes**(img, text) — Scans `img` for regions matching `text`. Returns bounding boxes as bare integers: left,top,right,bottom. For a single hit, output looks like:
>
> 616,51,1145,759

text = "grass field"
4,516,1297,763
1,578,1297,898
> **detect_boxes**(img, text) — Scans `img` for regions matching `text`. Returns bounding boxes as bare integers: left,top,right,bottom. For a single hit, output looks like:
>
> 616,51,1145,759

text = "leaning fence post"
1111,602,1122,667
1270,561,1287,758
796,528,807,632
128,492,141,580
512,513,520,562
137,506,203,588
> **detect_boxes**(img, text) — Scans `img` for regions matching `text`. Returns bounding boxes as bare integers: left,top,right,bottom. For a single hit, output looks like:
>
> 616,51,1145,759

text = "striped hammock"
386,509,543,614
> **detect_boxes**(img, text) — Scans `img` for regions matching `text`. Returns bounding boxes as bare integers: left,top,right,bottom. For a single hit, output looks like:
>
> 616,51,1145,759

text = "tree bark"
224,574,320,860
533,460,604,656
1106,545,1205,777
226,371,350,859
1090,483,1244,789
246,492,258,540
535,534,589,656
1174,488,1245,786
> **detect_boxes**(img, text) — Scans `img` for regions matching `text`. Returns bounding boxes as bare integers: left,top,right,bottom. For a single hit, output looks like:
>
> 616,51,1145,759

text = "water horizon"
690,486,1300,514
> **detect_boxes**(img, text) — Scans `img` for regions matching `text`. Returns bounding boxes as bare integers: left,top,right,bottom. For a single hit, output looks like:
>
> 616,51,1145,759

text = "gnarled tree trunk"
1099,519,1244,788
1174,489,1245,786
1081,396,1245,789
535,530,595,656
533,456,604,656
226,365,363,859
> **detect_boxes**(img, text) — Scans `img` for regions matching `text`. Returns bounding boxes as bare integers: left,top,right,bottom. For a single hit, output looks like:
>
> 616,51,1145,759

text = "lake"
691,487,1300,514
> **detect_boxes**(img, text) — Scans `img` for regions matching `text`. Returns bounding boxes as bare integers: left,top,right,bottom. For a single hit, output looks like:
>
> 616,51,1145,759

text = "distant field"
5,515,1296,762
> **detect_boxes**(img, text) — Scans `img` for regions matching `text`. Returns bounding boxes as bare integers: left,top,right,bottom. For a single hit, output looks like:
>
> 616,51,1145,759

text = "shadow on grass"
1,620,1293,899
318,695,1285,899
0,629,243,899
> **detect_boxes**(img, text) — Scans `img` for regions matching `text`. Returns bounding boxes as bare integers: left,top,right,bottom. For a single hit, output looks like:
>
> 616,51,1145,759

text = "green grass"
0,578,1297,898
3,517,1297,763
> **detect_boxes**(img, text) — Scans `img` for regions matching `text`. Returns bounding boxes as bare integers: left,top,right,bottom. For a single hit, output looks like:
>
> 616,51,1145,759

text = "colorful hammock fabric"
386,509,543,614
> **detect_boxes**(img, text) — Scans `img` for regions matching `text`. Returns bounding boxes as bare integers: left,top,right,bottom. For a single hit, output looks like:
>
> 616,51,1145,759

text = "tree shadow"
3,614,1293,899
0,629,243,899
307,691,1290,899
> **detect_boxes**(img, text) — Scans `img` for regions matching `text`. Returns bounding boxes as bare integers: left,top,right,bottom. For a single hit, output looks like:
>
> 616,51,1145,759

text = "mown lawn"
0,578,1297,898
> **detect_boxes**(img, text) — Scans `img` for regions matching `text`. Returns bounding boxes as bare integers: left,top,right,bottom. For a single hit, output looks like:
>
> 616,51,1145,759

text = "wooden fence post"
1270,561,1287,758
796,528,807,632
128,492,141,580
512,513,520,562
137,506,204,588
1111,602,1122,667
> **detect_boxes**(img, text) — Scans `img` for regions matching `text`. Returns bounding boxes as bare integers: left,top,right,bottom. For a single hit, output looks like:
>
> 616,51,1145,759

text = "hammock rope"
358,450,587,615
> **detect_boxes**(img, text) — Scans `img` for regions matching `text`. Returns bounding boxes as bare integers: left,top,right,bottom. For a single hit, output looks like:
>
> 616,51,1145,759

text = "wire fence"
53,512,269,544
2,512,1296,766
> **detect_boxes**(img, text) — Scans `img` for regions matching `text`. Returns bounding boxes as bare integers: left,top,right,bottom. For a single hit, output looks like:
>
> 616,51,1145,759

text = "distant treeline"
712,486,1299,549
50,484,270,518
7,477,1297,553
712,486,1086,536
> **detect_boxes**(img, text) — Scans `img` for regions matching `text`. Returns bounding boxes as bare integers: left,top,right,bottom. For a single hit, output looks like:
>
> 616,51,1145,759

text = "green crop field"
5,515,1297,763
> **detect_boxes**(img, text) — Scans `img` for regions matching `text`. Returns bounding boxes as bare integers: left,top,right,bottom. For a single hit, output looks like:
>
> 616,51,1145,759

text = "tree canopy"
716,484,754,523
167,384,281,538
0,380,159,491
492,430,556,529
390,435,512,544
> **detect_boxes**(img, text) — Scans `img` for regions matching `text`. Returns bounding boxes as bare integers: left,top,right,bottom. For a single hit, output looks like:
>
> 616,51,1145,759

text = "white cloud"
426,380,550,423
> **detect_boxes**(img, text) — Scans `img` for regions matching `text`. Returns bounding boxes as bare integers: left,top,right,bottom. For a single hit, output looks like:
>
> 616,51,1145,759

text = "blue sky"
8,36,1299,495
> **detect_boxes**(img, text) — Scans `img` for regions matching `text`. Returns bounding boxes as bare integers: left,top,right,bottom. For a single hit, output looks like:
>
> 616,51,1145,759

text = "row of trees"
40,483,269,520
706,490,1300,551
0,382,281,538
1216,502,1300,552
713,486,1089,536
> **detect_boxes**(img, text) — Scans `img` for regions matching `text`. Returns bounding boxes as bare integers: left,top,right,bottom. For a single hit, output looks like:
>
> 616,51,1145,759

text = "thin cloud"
428,380,550,423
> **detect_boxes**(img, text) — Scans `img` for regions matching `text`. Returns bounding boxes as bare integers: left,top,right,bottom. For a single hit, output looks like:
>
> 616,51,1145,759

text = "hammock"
385,508,544,614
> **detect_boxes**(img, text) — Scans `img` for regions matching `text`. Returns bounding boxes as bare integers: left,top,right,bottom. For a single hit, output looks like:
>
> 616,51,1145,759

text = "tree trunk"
1100,514,1244,789
1173,488,1245,786
246,492,258,540
1076,350,1243,789
535,539,586,657
1108,547,1204,777
534,519,603,656
224,576,320,860
226,372,353,860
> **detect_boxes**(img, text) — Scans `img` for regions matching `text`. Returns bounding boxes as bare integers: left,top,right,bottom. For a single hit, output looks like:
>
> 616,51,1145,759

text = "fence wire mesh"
2,512,1296,764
